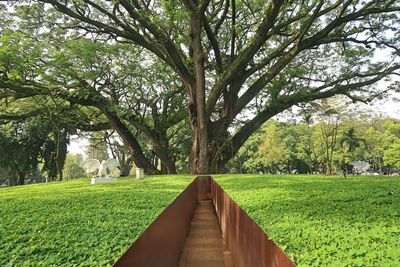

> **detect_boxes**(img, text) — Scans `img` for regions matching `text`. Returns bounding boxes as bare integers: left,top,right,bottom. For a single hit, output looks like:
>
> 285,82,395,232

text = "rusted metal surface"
114,176,295,267
211,179,296,267
178,200,231,267
197,175,212,200
113,179,197,267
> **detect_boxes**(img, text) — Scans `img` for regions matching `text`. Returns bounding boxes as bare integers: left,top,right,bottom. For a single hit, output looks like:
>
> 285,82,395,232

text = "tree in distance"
0,1,399,174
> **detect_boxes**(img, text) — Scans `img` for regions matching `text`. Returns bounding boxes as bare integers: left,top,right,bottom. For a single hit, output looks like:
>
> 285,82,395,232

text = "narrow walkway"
178,200,233,267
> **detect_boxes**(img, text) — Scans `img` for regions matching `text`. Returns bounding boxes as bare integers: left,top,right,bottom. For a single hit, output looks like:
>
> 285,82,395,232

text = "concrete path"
178,200,233,267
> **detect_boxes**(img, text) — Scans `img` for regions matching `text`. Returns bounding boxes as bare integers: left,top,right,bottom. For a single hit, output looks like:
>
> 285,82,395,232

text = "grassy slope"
0,175,194,266
213,175,400,267
1,175,399,266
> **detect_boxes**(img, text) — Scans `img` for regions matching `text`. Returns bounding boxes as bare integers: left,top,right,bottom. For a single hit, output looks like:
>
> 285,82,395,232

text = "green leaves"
383,119,400,168
0,175,194,266
214,174,400,266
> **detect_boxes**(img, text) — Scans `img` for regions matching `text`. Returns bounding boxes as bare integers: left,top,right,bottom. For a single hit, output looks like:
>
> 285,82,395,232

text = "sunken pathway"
178,200,233,267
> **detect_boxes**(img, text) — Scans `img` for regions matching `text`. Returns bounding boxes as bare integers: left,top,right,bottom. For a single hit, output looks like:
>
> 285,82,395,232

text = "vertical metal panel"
197,175,211,200
113,179,197,267
114,177,296,267
211,179,296,267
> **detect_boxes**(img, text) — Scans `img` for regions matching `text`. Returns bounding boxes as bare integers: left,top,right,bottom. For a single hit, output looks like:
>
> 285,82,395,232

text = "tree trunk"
101,108,160,174
9,174,17,187
188,10,210,174
151,140,177,174
17,171,25,185
58,169,63,181
189,125,210,174
119,164,132,176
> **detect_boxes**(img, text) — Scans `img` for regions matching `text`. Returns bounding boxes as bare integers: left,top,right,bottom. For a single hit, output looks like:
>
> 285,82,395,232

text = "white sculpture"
82,158,119,178
350,161,371,174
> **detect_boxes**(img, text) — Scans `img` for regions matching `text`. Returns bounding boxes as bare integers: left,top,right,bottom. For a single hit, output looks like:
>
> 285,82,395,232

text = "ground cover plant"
213,175,400,266
0,175,194,266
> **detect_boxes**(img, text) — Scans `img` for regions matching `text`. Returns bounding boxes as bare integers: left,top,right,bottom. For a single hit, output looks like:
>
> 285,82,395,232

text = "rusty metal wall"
197,175,212,200
113,177,295,267
113,178,197,267
211,179,296,267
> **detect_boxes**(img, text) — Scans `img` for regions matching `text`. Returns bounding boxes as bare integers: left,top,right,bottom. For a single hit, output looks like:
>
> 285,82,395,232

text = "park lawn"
1,174,399,267
213,174,400,267
0,175,195,266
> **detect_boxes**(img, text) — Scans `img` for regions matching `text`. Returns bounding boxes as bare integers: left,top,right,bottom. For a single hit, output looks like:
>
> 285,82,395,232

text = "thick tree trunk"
119,164,132,176
189,129,211,174
189,132,227,174
17,171,25,185
151,139,177,174
189,10,211,174
8,168,25,186
9,175,17,187
161,160,177,174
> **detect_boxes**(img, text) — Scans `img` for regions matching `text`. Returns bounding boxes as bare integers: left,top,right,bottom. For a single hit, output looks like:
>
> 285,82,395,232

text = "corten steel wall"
113,178,197,267
211,179,296,267
197,175,212,200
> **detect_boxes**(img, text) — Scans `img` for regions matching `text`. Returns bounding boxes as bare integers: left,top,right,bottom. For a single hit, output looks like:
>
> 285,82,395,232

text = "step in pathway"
178,200,233,267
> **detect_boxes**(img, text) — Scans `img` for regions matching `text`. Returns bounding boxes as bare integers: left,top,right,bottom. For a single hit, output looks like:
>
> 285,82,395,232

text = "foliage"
383,119,400,169
87,132,109,161
63,153,85,180
229,105,400,174
0,118,69,185
231,126,265,174
1,1,399,174
0,175,194,266
214,174,400,266
259,121,290,172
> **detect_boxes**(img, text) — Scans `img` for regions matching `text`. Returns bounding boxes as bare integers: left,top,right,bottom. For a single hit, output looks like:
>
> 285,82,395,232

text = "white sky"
68,135,89,156
374,96,400,119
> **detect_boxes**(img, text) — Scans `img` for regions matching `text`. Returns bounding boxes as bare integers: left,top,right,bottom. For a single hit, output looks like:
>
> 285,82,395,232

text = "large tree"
0,117,68,185
0,10,186,174
1,0,399,174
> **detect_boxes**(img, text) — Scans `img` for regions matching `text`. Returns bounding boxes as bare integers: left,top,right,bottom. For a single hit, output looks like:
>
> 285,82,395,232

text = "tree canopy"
0,0,399,174
0,117,68,185
227,108,400,175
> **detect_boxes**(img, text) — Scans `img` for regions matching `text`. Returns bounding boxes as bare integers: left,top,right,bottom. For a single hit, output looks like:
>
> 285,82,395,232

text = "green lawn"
1,175,399,266
0,175,194,266
213,175,400,267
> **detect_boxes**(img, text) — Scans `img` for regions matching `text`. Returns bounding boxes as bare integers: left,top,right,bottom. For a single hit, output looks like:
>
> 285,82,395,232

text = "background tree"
259,121,290,173
339,126,364,167
227,126,266,174
383,119,400,171
227,101,399,175
297,108,320,173
0,1,399,174
0,118,68,186
63,153,86,180
105,132,134,177
364,120,385,172
87,132,109,161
